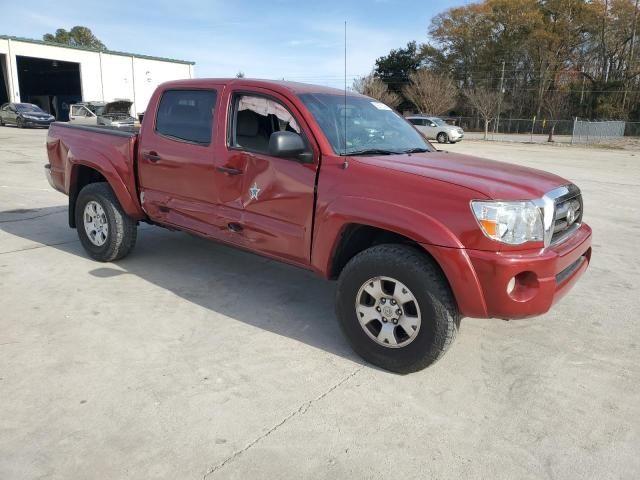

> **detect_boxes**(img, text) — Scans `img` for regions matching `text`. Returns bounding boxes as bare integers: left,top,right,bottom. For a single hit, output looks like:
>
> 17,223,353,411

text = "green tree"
43,26,106,50
373,41,422,108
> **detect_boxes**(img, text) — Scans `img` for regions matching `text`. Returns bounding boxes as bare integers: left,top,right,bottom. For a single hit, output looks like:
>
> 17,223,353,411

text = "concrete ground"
0,127,639,480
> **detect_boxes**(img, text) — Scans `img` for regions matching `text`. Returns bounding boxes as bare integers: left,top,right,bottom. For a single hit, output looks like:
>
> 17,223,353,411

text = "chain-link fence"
452,117,575,136
440,116,640,144
572,120,626,144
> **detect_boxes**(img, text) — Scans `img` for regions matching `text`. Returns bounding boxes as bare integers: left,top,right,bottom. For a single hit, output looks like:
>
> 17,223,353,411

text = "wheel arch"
68,162,143,228
329,224,421,279
326,222,487,321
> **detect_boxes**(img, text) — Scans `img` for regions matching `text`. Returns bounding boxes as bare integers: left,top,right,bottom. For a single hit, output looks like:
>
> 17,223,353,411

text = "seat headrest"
236,110,259,137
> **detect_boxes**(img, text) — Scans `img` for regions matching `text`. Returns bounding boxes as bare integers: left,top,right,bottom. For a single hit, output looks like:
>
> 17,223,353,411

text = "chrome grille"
551,185,582,245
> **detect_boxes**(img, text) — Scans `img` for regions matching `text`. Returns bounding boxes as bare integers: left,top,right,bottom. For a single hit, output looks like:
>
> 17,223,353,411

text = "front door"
213,89,319,265
137,87,221,236
69,105,96,125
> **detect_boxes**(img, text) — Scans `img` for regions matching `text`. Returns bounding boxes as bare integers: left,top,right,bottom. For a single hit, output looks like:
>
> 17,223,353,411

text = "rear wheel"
17,117,25,129
75,182,137,262
436,132,448,143
336,244,459,373
0,116,4,126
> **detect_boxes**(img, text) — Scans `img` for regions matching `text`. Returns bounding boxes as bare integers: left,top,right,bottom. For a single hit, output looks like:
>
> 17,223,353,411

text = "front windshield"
16,104,44,113
298,93,433,155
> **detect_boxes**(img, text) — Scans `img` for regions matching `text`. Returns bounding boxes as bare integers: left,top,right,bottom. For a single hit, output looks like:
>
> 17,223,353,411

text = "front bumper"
424,223,592,319
23,118,53,127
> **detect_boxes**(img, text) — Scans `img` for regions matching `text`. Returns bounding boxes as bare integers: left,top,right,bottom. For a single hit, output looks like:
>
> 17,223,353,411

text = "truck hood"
103,100,133,115
358,151,567,200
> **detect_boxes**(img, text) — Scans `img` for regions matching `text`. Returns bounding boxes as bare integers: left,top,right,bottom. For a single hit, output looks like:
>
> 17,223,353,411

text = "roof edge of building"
0,34,195,65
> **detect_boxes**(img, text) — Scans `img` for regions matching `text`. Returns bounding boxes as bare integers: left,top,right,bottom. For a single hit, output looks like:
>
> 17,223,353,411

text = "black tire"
0,117,4,126
75,182,137,262
17,117,25,129
436,132,448,143
336,244,459,374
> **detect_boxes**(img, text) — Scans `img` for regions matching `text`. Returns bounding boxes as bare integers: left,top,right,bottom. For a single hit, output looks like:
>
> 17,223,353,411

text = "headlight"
471,200,543,245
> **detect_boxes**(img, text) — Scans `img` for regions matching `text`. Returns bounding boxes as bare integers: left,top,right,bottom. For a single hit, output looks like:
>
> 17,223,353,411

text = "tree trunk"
548,122,556,142
484,119,489,140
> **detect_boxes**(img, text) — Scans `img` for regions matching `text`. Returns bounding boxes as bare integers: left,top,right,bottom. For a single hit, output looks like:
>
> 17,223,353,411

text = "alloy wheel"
354,276,422,348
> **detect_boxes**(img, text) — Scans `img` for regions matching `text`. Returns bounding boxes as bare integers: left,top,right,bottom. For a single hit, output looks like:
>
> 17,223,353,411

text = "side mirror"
269,131,310,161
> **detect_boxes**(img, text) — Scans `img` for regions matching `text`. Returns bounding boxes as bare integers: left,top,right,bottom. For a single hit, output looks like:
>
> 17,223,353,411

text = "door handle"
143,151,161,162
216,165,243,175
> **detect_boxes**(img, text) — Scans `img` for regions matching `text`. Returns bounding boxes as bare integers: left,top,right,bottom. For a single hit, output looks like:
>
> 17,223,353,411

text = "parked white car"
406,115,464,144
69,100,136,128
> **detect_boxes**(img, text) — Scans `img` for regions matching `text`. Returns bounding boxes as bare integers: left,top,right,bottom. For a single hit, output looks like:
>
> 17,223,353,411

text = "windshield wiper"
341,148,401,156
402,147,431,154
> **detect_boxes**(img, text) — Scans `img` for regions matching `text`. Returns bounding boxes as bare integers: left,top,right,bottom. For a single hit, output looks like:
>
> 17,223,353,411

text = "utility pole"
623,0,639,110
580,67,585,105
495,60,505,134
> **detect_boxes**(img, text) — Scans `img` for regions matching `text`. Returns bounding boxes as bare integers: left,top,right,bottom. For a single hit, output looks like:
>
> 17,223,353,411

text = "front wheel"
17,117,25,129
436,132,448,143
75,182,137,262
335,244,459,373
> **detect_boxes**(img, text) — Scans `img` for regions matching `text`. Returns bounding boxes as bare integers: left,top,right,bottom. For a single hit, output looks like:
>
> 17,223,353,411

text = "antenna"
343,20,349,167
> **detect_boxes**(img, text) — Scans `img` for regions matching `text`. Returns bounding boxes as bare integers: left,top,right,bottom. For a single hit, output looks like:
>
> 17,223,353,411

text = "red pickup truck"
45,79,592,373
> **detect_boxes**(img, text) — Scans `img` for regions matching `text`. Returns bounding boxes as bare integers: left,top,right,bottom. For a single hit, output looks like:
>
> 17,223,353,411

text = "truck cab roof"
158,78,364,97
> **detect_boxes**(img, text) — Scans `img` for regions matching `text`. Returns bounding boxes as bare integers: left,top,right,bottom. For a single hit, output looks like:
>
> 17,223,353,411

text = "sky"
2,0,470,88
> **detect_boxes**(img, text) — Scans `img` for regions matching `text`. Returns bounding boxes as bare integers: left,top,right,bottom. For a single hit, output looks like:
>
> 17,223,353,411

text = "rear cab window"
155,89,217,145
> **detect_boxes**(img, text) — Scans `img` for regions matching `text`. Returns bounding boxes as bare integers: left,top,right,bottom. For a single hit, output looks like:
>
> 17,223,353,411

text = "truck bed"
52,121,140,137
46,121,144,222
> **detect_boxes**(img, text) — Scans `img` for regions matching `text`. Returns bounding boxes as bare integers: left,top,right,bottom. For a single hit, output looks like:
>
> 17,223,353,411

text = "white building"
0,35,194,120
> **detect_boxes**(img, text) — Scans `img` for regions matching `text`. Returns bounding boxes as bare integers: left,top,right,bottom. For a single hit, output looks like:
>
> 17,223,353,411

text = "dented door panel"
213,87,319,265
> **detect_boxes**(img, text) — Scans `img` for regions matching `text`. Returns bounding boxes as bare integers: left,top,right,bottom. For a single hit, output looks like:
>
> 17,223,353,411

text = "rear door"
409,118,429,137
212,88,319,265
0,104,9,124
5,105,18,124
137,87,222,236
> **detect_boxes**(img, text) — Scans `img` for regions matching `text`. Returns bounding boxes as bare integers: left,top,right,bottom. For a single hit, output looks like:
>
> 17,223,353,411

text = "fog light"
507,271,539,302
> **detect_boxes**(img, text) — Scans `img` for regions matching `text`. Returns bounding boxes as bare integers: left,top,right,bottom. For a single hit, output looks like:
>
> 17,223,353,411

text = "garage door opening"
16,55,82,121
0,54,9,105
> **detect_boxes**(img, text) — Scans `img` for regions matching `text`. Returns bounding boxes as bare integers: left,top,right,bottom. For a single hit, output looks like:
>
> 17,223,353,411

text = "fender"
311,195,464,277
311,195,488,317
66,144,145,221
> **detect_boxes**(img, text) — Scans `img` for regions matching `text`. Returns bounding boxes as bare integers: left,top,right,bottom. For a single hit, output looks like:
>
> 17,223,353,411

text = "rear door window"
155,89,217,145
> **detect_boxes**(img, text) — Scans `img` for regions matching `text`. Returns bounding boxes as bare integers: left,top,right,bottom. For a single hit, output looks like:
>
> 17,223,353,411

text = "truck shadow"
0,205,360,364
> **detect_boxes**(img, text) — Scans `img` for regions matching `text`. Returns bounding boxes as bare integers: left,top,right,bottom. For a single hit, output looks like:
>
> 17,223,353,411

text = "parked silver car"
406,115,464,144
